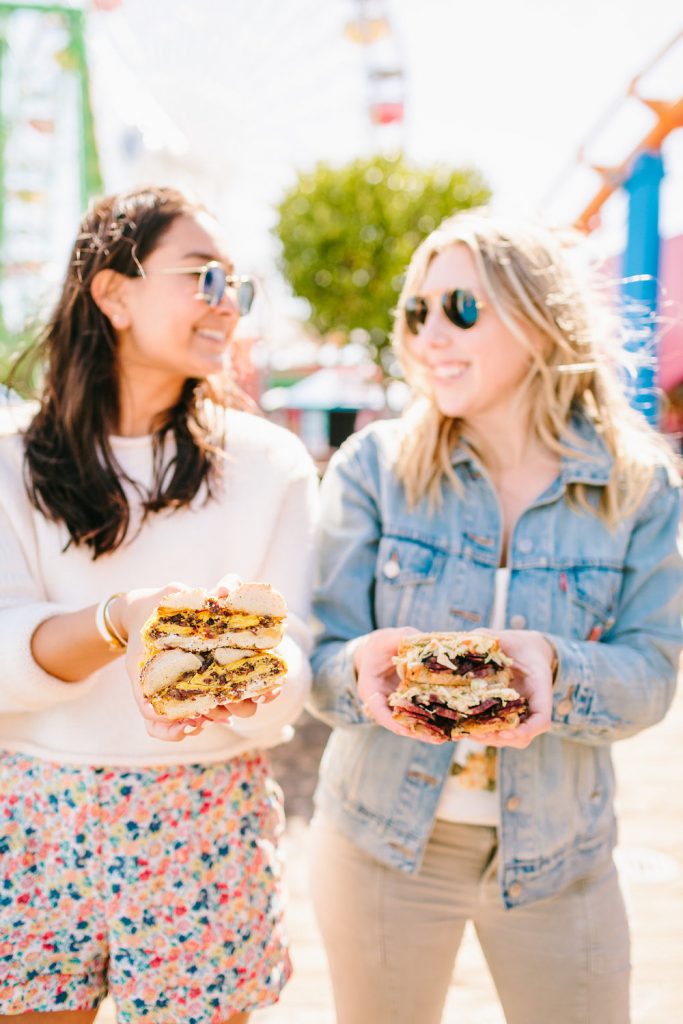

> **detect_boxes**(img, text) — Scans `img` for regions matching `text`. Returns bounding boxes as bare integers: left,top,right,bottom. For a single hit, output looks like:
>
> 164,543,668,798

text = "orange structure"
574,30,683,233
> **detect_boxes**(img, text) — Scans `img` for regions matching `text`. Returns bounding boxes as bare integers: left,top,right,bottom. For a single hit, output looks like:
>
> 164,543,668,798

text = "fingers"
472,710,550,749
203,705,234,723
259,686,283,704
220,699,258,718
144,715,206,741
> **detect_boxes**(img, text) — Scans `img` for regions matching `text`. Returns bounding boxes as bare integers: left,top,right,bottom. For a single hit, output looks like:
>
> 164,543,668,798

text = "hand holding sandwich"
354,626,445,744
356,626,554,748
457,628,555,749
116,582,275,742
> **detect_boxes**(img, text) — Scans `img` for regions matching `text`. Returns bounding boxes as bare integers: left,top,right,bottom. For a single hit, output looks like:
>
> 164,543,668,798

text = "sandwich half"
140,645,288,719
388,631,529,740
141,581,286,652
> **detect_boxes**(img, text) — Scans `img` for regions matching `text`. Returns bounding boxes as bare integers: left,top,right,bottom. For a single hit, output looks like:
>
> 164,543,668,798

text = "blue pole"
621,150,664,426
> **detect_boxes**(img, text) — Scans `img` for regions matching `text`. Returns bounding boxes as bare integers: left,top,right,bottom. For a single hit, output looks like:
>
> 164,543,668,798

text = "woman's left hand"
470,629,554,749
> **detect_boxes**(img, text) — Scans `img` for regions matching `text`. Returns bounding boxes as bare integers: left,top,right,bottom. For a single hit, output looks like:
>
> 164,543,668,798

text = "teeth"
433,365,467,379
197,330,225,342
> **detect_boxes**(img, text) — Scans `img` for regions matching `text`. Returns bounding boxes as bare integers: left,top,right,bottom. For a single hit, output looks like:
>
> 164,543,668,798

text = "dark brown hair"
14,186,224,558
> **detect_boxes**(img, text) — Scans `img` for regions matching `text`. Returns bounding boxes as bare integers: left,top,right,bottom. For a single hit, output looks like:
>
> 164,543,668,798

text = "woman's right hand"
354,627,447,744
115,584,210,742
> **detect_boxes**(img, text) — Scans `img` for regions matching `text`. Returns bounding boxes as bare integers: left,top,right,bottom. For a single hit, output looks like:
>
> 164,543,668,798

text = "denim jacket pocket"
565,566,622,641
374,536,445,627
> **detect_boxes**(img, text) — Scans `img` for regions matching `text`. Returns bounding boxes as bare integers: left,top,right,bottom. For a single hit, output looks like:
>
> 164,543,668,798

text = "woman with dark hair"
0,186,318,1023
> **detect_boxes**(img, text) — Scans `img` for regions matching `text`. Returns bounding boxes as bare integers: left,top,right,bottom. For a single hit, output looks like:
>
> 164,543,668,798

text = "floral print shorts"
0,751,291,1022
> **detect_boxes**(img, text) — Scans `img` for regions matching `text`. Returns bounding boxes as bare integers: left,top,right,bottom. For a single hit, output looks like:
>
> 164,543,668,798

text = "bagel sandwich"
140,645,288,719
141,581,286,652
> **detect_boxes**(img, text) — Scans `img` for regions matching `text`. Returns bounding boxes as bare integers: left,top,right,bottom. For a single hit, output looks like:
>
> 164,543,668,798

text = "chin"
192,356,228,377
433,397,470,419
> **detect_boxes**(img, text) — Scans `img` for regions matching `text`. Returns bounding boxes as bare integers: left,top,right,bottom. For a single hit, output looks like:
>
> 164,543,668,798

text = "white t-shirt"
0,409,319,767
435,568,510,827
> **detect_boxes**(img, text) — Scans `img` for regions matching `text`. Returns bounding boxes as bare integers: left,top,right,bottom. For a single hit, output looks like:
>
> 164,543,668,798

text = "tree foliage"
273,152,491,364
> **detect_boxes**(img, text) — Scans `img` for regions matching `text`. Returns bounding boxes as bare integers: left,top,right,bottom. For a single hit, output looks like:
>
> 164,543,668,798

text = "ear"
91,268,131,331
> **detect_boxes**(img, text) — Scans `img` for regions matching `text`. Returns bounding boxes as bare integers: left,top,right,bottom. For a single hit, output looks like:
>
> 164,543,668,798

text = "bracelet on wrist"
95,592,128,651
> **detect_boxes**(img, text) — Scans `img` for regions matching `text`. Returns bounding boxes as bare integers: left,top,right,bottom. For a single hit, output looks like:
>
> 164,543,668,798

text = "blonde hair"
393,209,679,525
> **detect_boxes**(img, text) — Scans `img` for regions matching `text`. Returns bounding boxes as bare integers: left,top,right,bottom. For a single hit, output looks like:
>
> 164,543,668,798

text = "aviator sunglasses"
144,261,256,315
404,289,483,334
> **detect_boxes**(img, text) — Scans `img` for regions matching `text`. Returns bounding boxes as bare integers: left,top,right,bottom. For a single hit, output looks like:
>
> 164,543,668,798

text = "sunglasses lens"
201,264,225,307
404,296,428,335
443,289,478,329
236,279,255,316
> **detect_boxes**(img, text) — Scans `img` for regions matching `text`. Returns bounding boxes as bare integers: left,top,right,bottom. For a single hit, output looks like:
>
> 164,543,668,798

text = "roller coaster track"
574,29,683,232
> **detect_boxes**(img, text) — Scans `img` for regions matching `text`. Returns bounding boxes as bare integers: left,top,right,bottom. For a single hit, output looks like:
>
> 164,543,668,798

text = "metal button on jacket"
518,538,533,554
509,613,527,629
383,557,400,579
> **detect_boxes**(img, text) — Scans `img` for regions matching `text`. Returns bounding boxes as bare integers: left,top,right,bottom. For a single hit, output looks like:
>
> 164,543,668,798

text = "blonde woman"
308,211,683,1024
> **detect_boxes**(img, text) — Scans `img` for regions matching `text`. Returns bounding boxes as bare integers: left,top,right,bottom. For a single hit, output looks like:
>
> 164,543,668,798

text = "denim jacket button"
383,557,400,579
506,795,521,812
557,698,572,715
508,881,523,899
509,614,527,629
518,539,533,554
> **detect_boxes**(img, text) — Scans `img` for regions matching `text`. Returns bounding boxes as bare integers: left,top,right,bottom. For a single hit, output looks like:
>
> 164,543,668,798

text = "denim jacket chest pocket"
374,536,447,629
560,565,623,640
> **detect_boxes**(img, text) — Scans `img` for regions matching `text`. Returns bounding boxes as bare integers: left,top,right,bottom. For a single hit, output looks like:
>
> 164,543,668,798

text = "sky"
82,0,683,262
4,0,682,337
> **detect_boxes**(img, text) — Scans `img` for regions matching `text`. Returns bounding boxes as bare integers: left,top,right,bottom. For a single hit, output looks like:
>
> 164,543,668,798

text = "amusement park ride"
569,29,683,426
0,0,103,337
0,2,681,428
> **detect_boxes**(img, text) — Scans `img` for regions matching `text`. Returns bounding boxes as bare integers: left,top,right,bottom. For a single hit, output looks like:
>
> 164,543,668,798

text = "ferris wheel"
343,0,406,150
0,0,105,341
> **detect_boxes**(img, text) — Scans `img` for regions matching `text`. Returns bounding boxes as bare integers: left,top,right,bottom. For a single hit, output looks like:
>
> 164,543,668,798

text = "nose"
416,309,452,349
214,286,240,317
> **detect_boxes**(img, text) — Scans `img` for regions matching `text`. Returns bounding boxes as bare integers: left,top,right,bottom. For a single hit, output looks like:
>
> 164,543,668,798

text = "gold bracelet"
95,592,127,651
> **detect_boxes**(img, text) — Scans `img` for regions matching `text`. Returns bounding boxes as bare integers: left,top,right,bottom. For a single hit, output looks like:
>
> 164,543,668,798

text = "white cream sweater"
0,409,319,766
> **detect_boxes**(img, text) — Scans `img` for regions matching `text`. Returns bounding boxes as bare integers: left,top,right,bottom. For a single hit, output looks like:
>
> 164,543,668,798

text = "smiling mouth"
431,364,469,380
196,329,227,344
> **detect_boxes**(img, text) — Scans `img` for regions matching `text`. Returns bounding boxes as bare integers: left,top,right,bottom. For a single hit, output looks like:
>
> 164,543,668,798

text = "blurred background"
1,0,682,459
1,4,682,1021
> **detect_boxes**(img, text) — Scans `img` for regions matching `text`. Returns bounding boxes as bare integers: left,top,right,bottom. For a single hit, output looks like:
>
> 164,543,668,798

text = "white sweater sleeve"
227,447,318,744
0,500,97,712
226,631,311,741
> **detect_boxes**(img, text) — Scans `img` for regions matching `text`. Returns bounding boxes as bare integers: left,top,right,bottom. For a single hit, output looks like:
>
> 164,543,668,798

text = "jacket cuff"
310,636,372,726
548,634,589,725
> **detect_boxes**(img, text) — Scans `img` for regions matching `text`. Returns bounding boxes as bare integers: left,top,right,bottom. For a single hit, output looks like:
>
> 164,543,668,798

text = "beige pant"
309,816,630,1024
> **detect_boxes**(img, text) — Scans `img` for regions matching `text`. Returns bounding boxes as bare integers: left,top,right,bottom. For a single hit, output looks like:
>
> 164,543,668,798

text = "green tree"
274,152,490,368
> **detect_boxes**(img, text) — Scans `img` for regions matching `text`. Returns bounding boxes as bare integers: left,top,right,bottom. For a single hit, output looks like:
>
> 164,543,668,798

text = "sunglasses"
404,289,483,334
146,262,255,315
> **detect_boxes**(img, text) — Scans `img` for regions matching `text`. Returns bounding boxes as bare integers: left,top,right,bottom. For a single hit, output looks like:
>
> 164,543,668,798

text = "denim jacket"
309,413,683,908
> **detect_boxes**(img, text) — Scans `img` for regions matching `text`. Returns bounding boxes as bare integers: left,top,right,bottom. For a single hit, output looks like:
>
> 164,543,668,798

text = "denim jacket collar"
449,408,613,487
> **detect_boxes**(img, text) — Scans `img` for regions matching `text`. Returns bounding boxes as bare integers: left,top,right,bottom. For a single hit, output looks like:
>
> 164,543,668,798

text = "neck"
462,406,538,473
116,365,186,437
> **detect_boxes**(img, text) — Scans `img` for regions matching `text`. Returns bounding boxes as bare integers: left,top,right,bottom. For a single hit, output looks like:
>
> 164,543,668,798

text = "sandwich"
140,645,288,719
388,631,529,740
141,581,286,652
139,580,289,718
